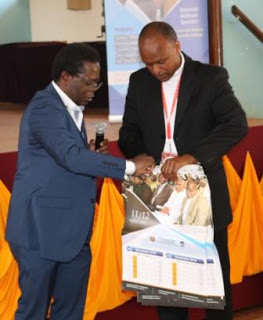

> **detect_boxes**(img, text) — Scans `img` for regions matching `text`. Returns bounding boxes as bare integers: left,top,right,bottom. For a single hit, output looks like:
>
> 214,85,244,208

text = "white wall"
0,0,31,44
29,0,105,42
222,0,263,118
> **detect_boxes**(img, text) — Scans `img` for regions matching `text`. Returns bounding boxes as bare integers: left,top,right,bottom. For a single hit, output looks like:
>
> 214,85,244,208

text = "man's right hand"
130,154,155,176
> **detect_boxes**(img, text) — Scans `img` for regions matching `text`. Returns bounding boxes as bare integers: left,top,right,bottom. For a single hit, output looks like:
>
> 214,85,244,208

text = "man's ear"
61,71,71,82
175,40,181,53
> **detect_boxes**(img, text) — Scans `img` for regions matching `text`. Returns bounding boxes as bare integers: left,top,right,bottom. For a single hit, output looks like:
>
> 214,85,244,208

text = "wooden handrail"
208,0,223,66
232,5,263,43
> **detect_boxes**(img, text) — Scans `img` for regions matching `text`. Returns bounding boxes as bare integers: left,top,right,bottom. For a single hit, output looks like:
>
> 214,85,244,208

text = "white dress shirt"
52,81,135,175
162,52,185,155
52,81,84,131
163,189,186,222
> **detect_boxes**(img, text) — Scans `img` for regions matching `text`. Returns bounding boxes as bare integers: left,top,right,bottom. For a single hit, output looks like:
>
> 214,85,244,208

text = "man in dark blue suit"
5,43,155,320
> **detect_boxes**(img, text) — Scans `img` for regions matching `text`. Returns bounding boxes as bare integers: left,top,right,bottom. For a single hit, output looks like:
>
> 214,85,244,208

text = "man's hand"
130,153,155,176
89,139,109,154
161,154,197,181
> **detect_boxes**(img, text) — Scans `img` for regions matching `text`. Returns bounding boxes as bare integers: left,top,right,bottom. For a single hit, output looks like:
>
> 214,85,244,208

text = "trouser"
157,227,232,320
10,242,91,320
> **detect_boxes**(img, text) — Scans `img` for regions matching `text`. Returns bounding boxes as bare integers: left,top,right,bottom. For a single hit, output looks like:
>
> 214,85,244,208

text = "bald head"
139,21,177,43
138,22,181,82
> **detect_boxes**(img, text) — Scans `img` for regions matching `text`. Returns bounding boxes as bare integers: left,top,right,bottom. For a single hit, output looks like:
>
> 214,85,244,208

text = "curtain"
1,152,263,318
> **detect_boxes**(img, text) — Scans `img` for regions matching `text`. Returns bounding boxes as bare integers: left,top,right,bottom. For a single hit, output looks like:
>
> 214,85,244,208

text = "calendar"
122,164,225,309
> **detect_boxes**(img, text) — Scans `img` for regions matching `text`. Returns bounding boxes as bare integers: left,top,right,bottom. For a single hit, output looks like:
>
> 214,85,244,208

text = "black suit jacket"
118,54,248,230
151,183,173,207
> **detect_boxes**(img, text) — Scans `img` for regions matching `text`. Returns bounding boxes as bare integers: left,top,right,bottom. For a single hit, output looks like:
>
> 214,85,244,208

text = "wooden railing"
232,5,263,43
208,0,223,66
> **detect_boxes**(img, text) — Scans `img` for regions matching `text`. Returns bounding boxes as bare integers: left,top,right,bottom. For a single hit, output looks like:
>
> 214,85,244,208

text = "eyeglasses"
75,74,103,91
86,81,103,92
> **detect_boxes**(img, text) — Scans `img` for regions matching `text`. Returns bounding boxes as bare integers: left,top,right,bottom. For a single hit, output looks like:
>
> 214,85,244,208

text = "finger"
146,164,154,173
102,138,109,145
161,160,168,173
169,166,177,180
99,144,108,151
89,142,95,151
164,161,173,180
161,166,168,179
97,146,109,154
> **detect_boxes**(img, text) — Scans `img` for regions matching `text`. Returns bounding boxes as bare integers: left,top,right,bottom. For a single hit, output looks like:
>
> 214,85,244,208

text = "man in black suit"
150,173,173,210
132,175,153,206
118,21,248,320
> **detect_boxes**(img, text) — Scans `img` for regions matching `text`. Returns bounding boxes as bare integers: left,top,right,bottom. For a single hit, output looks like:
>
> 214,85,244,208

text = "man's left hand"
161,154,198,181
89,139,109,154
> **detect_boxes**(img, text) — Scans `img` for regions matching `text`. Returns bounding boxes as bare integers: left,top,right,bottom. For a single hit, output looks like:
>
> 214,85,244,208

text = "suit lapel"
174,55,196,136
81,120,89,148
151,79,166,138
46,83,89,147
67,114,89,147
63,105,87,145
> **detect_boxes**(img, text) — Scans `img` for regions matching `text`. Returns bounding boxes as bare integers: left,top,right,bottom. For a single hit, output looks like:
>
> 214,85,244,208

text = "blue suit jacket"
6,83,126,262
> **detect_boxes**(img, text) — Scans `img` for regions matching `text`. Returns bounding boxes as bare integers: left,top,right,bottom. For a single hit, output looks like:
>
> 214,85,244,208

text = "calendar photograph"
121,164,225,309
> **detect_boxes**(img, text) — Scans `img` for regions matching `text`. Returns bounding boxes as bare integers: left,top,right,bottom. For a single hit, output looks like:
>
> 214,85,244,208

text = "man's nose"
152,64,162,75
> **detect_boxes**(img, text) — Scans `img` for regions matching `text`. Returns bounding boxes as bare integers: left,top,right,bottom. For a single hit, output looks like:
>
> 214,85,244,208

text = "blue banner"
104,0,209,121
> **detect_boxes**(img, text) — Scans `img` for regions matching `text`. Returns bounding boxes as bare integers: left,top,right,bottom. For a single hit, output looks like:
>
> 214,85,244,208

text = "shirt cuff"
125,160,136,175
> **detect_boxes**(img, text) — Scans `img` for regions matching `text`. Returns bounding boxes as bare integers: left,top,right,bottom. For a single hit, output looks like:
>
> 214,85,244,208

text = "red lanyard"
161,75,182,139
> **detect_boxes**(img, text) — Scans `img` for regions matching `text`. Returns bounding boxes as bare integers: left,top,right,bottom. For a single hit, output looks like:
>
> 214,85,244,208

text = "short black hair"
51,42,100,81
139,21,177,42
